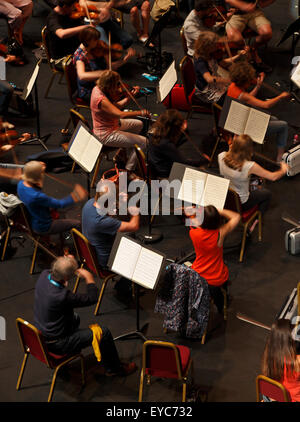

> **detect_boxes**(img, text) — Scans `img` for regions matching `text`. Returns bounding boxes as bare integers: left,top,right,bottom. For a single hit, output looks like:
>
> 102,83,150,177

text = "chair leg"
1,225,11,261
48,367,59,402
258,213,262,242
30,237,40,274
44,73,57,99
71,161,76,173
80,355,85,386
182,378,187,402
208,136,221,168
239,226,248,263
91,155,102,188
138,369,145,402
16,353,29,390
94,275,114,316
73,263,84,293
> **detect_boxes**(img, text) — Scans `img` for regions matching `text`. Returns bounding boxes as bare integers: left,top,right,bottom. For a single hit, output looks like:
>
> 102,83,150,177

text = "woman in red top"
189,205,240,313
261,319,300,402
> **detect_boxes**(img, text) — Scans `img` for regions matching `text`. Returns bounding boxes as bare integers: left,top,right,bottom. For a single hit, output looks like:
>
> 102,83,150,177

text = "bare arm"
76,60,106,82
240,91,290,109
101,96,148,119
218,208,241,246
56,25,88,39
225,0,256,12
249,161,288,181
202,71,230,85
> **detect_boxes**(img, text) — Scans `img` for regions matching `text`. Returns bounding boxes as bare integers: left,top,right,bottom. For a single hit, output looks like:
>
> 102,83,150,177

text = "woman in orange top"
261,319,300,402
189,205,240,313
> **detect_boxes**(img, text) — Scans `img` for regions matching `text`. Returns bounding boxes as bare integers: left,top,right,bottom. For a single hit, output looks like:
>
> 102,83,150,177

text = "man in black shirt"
34,254,136,376
225,0,275,72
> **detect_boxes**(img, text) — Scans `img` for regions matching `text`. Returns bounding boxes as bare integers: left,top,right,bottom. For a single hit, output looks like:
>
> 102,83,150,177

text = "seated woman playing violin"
193,31,247,105
227,60,290,161
90,70,149,177
73,26,135,102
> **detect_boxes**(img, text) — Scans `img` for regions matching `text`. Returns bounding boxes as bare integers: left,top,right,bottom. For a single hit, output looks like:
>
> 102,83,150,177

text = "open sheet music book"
108,234,165,290
68,121,103,173
220,97,270,144
291,61,300,88
177,167,229,209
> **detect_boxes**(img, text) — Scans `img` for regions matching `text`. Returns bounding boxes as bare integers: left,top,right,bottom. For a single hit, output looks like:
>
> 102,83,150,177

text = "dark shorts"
116,0,145,13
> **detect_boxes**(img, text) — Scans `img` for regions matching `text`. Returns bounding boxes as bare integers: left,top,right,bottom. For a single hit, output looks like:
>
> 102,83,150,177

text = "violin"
70,2,100,20
90,40,123,61
203,5,227,28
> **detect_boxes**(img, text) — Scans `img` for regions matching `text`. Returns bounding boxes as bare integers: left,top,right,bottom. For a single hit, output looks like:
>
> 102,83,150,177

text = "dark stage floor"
1,0,300,407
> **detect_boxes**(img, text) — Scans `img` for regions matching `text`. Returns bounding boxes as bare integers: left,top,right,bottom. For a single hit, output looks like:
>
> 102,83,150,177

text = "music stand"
108,233,166,342
19,60,51,150
67,121,104,198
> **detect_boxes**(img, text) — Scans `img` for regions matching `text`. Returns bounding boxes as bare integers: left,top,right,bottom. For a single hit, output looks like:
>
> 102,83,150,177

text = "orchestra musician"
227,60,290,161
148,109,208,179
73,26,135,102
193,31,248,105
90,70,150,177
225,0,276,72
17,161,87,235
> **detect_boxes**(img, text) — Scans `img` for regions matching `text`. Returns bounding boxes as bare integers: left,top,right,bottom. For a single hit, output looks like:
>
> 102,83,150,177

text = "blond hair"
223,135,253,171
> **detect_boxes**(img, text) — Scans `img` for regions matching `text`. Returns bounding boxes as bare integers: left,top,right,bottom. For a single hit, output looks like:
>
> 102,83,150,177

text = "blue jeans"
0,80,13,116
94,19,133,49
266,115,288,148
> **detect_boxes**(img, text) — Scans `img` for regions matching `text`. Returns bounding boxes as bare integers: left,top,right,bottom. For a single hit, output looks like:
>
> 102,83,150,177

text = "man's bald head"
51,256,78,281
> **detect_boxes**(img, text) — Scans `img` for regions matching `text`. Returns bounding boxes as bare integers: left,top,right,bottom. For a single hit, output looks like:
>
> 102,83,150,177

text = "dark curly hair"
150,109,185,145
229,61,256,88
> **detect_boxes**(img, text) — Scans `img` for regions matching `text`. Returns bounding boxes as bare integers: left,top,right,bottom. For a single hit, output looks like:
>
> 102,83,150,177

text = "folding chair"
62,55,90,131
224,188,262,262
179,55,212,119
138,340,193,402
16,317,85,402
256,375,291,402
179,26,188,55
1,203,56,273
41,26,65,98
71,228,116,316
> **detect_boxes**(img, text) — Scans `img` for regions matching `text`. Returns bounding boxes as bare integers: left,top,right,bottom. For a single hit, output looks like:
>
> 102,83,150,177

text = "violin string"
119,79,144,112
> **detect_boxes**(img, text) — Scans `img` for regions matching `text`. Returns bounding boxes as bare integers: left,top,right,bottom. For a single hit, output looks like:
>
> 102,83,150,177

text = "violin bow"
181,129,211,163
108,30,112,71
236,312,271,331
83,0,92,25
119,79,144,113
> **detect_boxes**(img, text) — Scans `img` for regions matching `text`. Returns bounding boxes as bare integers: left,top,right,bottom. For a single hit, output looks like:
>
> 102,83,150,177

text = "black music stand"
19,60,51,150
108,234,166,342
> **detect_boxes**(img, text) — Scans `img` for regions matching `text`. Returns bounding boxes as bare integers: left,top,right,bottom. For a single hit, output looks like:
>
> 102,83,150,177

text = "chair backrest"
256,375,291,402
142,340,184,380
10,203,34,237
41,25,54,69
180,26,188,55
16,317,50,366
179,55,196,100
224,188,242,215
71,228,100,276
62,55,78,103
134,144,147,180
70,108,90,130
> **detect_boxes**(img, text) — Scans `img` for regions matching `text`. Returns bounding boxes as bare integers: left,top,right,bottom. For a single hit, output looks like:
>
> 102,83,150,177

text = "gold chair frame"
71,228,116,316
41,26,65,98
256,375,291,402
138,340,193,402
16,317,85,402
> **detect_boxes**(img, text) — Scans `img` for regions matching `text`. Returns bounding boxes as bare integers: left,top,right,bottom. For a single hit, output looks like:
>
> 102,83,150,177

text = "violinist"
227,60,290,161
46,0,93,66
90,70,149,177
183,0,229,57
193,31,247,105
225,0,275,73
73,26,135,102
78,0,133,49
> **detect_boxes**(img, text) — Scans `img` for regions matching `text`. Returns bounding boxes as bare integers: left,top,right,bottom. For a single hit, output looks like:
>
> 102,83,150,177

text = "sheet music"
291,61,300,88
157,60,177,103
177,167,207,205
244,107,270,144
224,100,249,135
111,236,141,280
201,174,229,210
132,247,164,289
68,124,103,172
21,61,40,101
